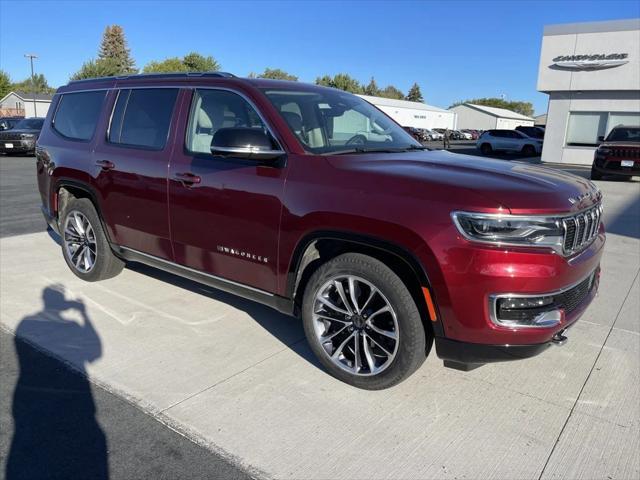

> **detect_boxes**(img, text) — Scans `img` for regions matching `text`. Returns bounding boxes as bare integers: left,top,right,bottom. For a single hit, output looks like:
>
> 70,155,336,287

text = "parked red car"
37,73,605,389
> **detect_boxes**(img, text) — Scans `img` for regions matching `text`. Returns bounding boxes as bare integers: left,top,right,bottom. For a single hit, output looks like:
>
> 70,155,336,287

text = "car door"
168,88,287,293
93,87,179,260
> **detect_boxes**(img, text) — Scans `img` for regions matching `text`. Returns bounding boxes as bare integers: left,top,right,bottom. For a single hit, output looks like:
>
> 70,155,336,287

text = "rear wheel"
480,143,493,155
301,253,429,390
522,145,536,157
60,197,124,282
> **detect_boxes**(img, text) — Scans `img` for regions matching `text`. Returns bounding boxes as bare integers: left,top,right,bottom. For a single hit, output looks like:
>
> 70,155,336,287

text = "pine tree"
364,77,380,96
0,70,11,99
406,83,424,102
98,25,136,73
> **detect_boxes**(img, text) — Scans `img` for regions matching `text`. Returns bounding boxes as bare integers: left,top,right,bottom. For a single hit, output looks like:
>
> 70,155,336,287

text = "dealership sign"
551,53,629,70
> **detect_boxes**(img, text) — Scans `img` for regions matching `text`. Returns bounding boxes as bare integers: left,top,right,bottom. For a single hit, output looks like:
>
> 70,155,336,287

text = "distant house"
0,91,54,118
449,103,535,130
534,113,547,126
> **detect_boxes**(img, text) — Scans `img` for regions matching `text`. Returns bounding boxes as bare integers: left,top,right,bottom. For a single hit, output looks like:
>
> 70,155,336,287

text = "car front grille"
0,133,23,141
610,148,640,159
554,272,596,315
562,204,602,255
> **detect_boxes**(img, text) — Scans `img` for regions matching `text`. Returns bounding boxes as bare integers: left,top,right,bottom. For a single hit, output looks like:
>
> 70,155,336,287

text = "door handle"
174,172,201,186
95,160,115,170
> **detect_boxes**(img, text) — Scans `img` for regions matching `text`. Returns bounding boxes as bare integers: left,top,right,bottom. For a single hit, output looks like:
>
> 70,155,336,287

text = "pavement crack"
536,267,640,480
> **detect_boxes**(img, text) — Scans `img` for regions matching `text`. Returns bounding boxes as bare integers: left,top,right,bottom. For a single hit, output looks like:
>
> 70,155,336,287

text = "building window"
566,112,606,147
566,112,640,147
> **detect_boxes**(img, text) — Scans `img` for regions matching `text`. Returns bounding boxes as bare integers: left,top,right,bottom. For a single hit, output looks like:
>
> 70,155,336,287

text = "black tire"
301,253,430,390
480,143,492,155
59,197,124,282
590,167,603,180
522,145,536,157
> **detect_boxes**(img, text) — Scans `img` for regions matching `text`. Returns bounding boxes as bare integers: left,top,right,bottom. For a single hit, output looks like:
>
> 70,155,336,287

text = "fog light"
492,295,562,328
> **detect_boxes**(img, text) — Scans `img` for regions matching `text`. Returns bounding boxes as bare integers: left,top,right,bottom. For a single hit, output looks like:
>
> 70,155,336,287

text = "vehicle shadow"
126,262,323,369
6,285,108,480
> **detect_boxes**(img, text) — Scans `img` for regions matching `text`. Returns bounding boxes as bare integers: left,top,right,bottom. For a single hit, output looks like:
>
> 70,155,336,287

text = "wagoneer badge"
217,245,268,263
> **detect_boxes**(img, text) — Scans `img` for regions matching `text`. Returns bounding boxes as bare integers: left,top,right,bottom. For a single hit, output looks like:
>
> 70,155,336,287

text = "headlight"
596,148,611,156
452,211,564,252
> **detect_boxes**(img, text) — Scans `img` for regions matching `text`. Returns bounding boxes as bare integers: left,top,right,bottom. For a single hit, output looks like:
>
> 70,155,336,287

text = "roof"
10,91,54,102
67,71,236,85
357,94,449,113
543,18,640,36
451,103,534,121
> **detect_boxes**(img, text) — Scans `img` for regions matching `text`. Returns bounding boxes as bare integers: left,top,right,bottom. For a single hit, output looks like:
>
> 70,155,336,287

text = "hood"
327,150,601,215
0,128,41,136
599,141,640,148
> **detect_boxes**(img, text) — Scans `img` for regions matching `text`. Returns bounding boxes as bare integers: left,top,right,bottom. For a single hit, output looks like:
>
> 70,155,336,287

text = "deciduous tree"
379,85,405,100
0,70,13,98
254,68,298,81
11,73,55,94
142,52,220,73
315,73,363,94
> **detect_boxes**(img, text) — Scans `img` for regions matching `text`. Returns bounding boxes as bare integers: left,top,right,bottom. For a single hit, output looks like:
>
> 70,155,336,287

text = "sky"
1,0,639,114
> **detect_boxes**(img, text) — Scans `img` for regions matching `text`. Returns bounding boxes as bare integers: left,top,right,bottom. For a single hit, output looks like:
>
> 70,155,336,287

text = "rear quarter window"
53,91,106,141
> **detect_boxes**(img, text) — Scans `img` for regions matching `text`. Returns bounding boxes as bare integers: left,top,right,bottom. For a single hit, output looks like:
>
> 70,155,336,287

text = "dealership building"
449,103,534,130
358,94,457,130
537,18,640,165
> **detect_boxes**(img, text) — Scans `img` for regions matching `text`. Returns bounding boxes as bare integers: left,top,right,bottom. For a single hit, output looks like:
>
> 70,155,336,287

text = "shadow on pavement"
6,285,108,480
126,262,323,369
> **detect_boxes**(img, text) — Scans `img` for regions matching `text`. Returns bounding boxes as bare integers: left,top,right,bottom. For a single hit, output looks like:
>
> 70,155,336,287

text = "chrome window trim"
488,268,597,329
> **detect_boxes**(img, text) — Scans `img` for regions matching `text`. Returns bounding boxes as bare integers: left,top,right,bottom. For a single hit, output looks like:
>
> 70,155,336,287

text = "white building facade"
0,91,53,118
358,95,457,130
449,103,534,130
537,19,640,165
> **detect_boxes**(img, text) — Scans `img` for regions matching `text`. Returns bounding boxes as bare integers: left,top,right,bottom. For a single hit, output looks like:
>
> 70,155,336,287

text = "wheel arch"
54,179,114,244
287,230,445,339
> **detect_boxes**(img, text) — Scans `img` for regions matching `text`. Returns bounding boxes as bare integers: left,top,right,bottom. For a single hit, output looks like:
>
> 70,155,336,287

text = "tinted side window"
53,91,106,141
109,88,178,150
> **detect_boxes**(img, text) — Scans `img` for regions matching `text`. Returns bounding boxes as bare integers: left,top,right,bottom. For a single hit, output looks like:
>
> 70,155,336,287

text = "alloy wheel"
312,275,399,376
63,211,97,273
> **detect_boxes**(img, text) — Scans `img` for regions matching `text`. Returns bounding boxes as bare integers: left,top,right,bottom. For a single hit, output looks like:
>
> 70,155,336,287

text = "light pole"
24,54,38,117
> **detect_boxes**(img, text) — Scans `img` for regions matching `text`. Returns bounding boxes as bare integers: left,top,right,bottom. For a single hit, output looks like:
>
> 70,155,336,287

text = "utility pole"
24,54,38,117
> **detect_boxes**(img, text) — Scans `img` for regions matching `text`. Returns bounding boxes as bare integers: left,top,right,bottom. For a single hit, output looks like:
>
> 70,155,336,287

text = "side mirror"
210,127,285,162
597,135,605,143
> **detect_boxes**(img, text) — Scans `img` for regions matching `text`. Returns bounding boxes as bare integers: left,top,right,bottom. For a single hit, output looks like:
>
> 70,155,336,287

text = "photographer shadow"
6,285,108,479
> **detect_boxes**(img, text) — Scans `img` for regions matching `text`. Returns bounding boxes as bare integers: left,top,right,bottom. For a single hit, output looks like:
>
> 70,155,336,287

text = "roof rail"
68,71,236,85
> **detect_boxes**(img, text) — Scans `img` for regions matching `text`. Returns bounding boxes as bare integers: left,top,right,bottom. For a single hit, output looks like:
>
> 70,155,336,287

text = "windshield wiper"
328,145,428,155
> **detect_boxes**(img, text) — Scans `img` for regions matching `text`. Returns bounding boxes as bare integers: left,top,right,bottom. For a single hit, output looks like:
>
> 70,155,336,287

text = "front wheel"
522,145,536,157
590,167,603,180
302,253,429,390
60,197,125,282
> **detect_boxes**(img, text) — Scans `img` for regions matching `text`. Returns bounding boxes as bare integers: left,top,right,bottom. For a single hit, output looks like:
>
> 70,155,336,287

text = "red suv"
36,73,605,389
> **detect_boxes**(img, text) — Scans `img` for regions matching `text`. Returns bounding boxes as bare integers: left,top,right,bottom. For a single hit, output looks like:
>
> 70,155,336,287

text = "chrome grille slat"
563,204,601,256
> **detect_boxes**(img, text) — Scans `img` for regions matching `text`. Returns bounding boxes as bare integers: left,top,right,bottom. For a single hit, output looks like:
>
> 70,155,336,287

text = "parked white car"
458,130,473,140
477,129,543,156
428,129,443,140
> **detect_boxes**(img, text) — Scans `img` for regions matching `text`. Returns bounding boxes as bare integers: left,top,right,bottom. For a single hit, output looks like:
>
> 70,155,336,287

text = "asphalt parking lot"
1,153,638,479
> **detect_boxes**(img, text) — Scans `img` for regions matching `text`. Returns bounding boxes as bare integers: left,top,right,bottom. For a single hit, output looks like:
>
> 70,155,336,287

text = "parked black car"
516,126,545,139
0,116,24,131
0,117,44,155
591,125,639,180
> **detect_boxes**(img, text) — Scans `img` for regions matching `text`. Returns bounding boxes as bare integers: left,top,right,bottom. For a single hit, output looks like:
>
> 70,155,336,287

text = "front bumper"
0,139,35,154
592,158,640,177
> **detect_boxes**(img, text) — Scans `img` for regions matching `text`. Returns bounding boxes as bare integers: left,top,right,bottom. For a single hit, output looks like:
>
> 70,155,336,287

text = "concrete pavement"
0,163,638,479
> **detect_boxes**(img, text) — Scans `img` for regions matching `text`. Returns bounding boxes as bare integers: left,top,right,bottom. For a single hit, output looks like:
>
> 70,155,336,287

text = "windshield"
262,88,422,154
15,118,44,130
606,127,640,142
